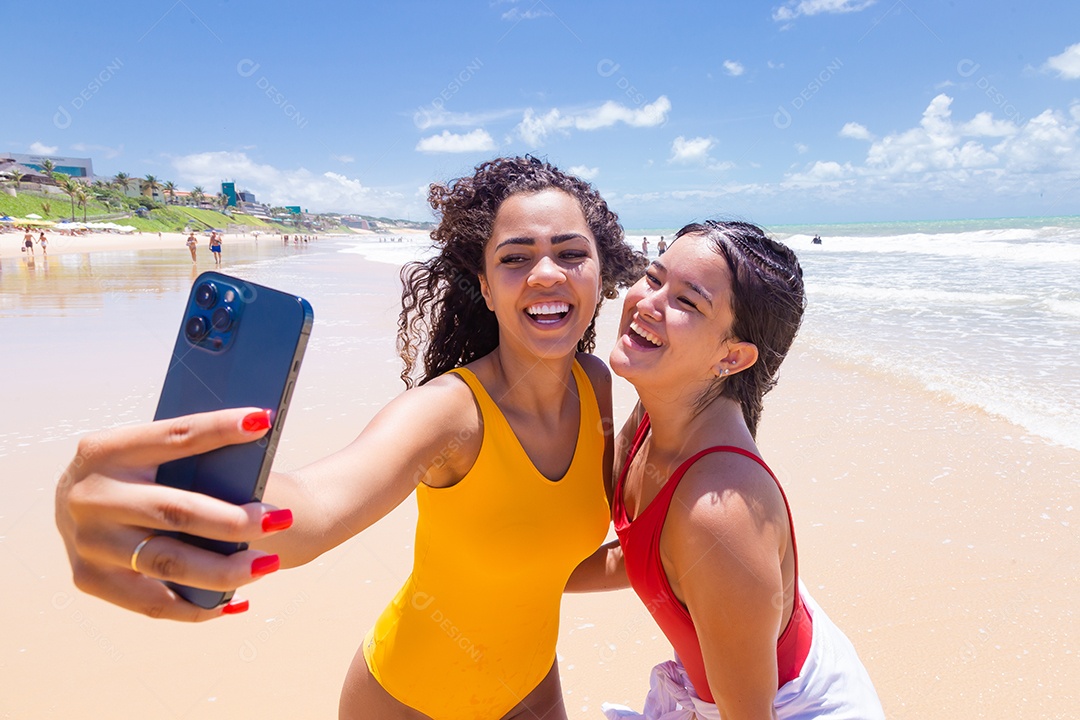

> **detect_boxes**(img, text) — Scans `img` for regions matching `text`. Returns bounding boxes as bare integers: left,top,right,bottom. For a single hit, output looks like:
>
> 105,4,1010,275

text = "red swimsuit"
613,414,814,702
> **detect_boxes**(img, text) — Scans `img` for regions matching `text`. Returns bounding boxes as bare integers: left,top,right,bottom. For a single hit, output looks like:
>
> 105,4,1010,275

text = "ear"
477,273,494,311
715,340,758,378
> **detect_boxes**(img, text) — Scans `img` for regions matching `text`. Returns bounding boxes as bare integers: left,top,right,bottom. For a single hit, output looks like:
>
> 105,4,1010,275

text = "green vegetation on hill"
0,190,304,234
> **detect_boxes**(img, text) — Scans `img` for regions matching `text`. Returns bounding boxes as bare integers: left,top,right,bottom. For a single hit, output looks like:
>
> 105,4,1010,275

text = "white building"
7,153,94,181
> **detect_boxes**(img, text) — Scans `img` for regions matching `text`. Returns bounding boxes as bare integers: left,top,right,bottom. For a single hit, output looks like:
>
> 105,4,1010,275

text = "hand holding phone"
153,271,313,608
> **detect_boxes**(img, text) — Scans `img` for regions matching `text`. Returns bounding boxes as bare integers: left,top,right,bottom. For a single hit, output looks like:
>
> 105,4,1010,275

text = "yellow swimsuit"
363,361,610,719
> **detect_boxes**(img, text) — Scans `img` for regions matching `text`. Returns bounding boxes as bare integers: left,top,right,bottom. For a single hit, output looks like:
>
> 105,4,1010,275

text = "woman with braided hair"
54,156,645,719
571,221,883,719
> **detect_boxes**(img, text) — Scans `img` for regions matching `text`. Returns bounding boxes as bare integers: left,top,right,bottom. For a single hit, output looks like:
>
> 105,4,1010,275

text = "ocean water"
343,218,1080,453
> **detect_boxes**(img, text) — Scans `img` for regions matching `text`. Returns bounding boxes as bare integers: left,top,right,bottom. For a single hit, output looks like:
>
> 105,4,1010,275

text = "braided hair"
398,156,646,386
676,220,806,436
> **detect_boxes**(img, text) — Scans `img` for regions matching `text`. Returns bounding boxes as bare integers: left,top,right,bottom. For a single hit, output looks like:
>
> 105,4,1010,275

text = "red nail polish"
261,509,293,533
241,410,272,433
250,554,280,578
221,599,249,615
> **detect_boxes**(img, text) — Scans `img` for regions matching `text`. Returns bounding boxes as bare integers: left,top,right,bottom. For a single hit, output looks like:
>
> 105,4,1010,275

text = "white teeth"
526,302,570,316
630,320,662,347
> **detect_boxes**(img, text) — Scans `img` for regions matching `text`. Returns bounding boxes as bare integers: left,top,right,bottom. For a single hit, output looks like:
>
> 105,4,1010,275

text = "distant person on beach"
23,229,34,255
812,234,822,245
576,221,883,719
38,232,48,255
657,235,667,255
208,232,222,266
186,232,198,263
642,236,649,255
54,156,646,720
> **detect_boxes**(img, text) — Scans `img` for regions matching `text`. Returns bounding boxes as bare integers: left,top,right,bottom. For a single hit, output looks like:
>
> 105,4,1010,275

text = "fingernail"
241,410,272,433
261,509,293,533
221,599,249,615
250,554,280,578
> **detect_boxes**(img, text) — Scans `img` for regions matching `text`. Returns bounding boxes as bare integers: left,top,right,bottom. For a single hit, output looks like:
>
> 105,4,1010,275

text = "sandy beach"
1,235,1076,719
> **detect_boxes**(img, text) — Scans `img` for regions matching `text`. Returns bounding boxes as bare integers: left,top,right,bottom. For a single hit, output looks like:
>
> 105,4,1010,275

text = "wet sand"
0,239,1075,718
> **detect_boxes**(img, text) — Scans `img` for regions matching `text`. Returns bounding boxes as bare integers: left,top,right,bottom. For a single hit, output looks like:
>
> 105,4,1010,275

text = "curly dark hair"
676,220,806,437
398,156,646,386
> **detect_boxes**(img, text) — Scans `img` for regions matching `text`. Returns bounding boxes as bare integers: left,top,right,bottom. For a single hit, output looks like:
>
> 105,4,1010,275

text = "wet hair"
398,156,646,386
677,220,806,437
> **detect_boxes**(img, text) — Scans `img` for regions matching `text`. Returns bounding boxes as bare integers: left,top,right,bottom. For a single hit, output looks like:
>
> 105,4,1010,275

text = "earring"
721,368,729,377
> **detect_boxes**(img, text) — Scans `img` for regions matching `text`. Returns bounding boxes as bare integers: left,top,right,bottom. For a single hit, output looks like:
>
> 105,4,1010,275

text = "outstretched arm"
56,375,480,620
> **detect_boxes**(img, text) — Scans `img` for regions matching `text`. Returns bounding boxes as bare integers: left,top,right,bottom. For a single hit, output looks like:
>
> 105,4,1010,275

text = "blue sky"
6,0,1080,226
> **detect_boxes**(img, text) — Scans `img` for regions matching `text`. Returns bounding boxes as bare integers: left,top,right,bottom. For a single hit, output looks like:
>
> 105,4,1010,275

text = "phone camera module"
211,306,234,331
185,315,210,342
194,282,217,309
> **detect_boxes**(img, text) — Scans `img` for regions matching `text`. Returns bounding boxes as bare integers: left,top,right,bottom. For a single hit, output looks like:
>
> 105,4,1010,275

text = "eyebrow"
651,260,714,307
494,233,590,251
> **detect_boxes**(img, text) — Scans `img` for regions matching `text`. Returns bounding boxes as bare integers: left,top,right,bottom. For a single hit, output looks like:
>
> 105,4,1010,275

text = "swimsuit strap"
615,413,800,585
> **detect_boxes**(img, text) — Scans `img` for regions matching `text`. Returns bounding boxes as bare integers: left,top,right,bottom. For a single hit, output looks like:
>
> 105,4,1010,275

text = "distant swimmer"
657,235,667,256
642,237,649,255
812,234,822,245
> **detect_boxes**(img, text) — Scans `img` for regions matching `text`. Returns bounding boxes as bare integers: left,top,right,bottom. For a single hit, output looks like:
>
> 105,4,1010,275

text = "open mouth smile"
627,319,663,348
525,301,571,325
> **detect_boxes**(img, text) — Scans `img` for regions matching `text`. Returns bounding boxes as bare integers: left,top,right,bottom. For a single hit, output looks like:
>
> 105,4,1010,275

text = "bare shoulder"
666,450,787,549
356,372,483,477
575,352,612,395
386,372,481,440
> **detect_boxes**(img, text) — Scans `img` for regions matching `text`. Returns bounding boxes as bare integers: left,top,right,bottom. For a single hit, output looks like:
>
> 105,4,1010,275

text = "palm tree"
41,200,52,216
76,187,89,222
216,193,229,213
190,186,205,206
39,159,56,178
8,169,23,193
58,174,79,220
113,172,130,194
162,180,176,205
144,174,160,202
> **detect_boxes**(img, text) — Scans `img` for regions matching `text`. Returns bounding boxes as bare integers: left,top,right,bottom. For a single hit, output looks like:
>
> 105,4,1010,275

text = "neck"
634,380,747,454
485,346,578,417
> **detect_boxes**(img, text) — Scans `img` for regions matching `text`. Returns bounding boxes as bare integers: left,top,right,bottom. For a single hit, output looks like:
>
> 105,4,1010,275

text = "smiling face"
609,232,757,394
478,189,603,361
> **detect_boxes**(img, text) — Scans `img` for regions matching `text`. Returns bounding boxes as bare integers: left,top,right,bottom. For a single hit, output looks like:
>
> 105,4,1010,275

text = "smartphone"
153,271,313,608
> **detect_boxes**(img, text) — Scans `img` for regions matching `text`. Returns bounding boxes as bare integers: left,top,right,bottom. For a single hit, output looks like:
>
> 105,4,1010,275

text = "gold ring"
130,534,157,573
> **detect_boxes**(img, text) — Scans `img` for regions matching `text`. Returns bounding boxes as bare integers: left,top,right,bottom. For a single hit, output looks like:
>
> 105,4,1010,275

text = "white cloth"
601,659,720,720
603,582,884,720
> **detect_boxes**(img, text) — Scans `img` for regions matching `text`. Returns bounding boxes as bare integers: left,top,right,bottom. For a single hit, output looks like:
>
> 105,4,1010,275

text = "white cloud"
568,165,599,180
768,60,785,70
723,60,745,77
415,129,497,154
29,141,59,155
501,6,553,21
70,142,123,159
787,160,856,184
772,0,876,22
171,151,424,218
516,96,671,146
961,112,1018,138
412,107,520,131
839,122,873,140
670,136,715,164
331,154,355,163
779,93,1079,205
1044,42,1080,80
795,143,809,154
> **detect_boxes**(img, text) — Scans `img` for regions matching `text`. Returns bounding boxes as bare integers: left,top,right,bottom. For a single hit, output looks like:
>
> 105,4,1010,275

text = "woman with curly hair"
54,156,645,720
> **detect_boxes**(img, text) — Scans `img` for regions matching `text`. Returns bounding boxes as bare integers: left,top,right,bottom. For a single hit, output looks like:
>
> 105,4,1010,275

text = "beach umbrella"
25,213,42,219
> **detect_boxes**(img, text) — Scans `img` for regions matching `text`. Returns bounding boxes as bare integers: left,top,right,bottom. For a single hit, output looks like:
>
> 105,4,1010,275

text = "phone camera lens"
211,306,233,331
194,282,217,309
185,315,209,342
